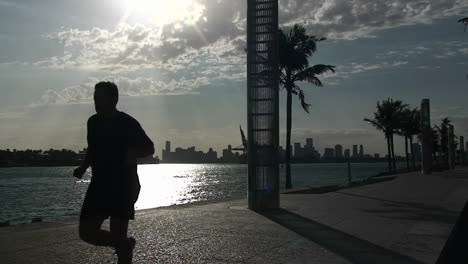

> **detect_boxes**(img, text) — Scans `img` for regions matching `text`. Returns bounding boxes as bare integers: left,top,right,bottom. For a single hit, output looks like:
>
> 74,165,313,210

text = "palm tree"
279,24,335,189
431,126,441,162
458,17,468,32
364,98,408,172
397,108,420,171
435,118,451,168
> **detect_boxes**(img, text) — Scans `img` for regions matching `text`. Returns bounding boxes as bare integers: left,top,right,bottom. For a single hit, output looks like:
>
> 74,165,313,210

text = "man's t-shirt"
84,111,153,217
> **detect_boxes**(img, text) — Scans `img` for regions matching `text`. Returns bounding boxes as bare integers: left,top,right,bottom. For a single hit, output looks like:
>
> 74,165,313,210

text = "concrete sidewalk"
1,167,468,263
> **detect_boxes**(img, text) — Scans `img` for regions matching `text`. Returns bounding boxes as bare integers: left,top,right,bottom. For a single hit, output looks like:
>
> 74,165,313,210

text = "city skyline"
1,1,468,156
0,136,428,161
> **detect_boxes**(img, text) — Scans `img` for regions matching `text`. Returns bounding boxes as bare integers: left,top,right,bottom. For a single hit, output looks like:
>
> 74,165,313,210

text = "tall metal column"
247,0,279,210
460,136,465,165
448,125,455,170
421,99,432,174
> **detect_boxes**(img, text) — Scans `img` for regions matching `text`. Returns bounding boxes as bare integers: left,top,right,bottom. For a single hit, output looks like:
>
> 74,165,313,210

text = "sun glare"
120,0,204,26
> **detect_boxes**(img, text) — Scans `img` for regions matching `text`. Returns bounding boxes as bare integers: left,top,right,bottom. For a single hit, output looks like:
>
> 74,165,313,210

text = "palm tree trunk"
405,136,410,171
410,136,416,170
285,89,292,189
391,133,396,172
386,135,391,172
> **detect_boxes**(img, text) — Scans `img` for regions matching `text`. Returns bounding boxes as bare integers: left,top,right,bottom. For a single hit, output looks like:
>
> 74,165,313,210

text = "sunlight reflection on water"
135,164,247,210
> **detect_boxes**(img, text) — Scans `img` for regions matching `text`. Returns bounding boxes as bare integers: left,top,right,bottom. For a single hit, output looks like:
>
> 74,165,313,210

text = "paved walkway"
1,167,468,263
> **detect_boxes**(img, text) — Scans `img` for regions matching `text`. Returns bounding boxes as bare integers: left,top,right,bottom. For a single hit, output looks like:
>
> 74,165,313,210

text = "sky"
1,0,468,157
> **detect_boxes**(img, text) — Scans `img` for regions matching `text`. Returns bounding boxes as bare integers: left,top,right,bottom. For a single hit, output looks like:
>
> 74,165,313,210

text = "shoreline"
1,196,246,228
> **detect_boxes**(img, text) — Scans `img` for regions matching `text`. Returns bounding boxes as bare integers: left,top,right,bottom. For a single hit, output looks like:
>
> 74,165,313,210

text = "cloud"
316,59,410,86
281,0,468,40
338,60,409,76
35,23,247,85
23,0,468,102
36,24,180,72
434,51,457,59
36,0,247,73
350,63,387,74
33,76,210,106
0,111,25,120
433,44,468,59
33,0,468,74
376,41,468,61
0,0,23,8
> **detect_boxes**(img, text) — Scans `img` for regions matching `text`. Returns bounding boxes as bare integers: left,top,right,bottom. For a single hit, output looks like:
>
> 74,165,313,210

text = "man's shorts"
80,183,138,220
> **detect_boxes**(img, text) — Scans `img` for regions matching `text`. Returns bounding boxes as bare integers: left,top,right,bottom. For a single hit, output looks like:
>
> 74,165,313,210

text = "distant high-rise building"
293,139,320,160
294,143,302,158
207,148,217,162
359,144,364,157
162,141,172,161
374,153,380,159
323,148,335,159
352,145,358,157
304,138,320,159
344,149,350,159
165,141,171,152
334,144,343,158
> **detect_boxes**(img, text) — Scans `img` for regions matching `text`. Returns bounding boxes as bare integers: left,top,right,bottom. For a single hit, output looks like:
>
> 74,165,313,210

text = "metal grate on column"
247,0,279,210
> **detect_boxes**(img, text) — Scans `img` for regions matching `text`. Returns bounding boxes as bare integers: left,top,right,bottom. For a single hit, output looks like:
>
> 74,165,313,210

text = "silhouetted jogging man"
73,81,154,264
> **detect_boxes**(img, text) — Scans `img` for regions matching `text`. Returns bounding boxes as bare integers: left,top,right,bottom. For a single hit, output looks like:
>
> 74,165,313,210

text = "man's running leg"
110,217,133,264
79,215,114,247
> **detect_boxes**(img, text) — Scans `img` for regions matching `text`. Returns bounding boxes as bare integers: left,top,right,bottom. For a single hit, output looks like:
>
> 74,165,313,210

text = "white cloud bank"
37,0,468,72
33,76,209,106
30,0,468,104
281,0,468,40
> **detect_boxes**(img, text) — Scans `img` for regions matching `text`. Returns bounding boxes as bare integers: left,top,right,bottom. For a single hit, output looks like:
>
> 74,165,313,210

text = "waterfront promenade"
1,167,468,263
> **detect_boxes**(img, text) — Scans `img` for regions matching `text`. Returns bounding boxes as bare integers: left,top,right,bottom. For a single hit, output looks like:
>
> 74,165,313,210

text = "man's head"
94,81,118,115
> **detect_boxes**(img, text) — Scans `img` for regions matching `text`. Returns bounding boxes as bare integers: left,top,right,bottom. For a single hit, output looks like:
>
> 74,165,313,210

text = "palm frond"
364,118,383,130
293,65,335,82
305,76,323,86
295,86,311,113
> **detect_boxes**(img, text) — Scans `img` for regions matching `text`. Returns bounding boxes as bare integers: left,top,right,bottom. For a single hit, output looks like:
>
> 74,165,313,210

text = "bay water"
0,162,403,224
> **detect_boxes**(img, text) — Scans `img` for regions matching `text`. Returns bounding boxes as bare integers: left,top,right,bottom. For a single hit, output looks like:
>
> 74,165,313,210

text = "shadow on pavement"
437,200,468,263
260,208,423,264
337,191,458,225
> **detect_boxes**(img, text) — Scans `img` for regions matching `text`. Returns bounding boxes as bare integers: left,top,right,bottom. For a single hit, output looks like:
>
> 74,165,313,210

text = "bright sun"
119,0,204,26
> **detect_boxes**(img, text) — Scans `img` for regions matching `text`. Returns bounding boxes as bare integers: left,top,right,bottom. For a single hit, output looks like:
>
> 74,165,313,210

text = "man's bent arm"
81,116,94,169
132,121,155,158
133,137,154,158
80,147,92,169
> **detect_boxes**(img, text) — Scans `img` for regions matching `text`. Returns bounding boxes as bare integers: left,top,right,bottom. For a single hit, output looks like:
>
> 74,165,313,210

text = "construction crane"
232,126,248,154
